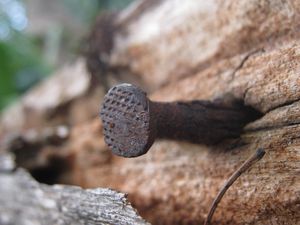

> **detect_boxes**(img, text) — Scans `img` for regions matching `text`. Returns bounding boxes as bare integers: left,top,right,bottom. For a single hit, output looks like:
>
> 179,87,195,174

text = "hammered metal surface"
100,84,152,157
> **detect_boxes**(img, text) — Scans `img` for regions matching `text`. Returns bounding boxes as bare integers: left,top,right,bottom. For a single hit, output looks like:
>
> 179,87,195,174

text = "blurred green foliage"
0,0,49,110
0,0,134,111
0,34,50,109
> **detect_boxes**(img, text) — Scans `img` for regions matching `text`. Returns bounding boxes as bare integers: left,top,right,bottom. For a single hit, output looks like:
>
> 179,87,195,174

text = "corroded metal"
100,83,261,157
100,84,154,157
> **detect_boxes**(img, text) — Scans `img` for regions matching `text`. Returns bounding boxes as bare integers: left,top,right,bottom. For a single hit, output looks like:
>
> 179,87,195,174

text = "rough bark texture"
1,0,300,225
0,153,149,225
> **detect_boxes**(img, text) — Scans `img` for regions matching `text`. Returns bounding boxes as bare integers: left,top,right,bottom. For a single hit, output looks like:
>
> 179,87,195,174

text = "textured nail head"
100,83,261,158
100,83,154,157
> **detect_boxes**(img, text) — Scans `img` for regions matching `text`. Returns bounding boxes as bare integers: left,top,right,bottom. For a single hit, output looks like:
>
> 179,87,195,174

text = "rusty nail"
100,83,260,157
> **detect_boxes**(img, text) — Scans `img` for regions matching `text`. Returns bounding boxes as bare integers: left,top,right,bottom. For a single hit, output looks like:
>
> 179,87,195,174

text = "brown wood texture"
0,0,300,224
79,0,300,224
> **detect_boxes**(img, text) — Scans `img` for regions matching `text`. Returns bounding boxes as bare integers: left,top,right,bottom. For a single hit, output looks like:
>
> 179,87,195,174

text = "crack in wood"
265,98,300,114
245,121,300,132
229,48,264,82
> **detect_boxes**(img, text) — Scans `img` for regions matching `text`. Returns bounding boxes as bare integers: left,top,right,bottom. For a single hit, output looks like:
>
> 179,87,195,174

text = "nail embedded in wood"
204,148,266,225
99,83,261,157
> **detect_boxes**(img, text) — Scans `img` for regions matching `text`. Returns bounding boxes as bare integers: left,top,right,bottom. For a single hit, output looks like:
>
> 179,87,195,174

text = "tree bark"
0,153,149,225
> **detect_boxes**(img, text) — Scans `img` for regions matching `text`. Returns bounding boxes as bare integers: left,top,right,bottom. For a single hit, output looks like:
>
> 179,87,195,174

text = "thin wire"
204,148,265,225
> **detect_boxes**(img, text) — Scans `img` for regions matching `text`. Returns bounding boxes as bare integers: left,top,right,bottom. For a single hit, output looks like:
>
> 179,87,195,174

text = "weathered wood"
1,0,300,224
109,0,300,90
0,153,149,225
0,59,103,136
75,0,300,224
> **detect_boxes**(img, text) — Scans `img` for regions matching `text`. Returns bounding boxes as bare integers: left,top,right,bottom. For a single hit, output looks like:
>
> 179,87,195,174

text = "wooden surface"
80,0,300,224
1,0,300,224
0,153,149,225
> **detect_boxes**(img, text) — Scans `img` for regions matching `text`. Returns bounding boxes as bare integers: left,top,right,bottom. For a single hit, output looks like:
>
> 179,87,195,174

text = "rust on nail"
100,83,261,157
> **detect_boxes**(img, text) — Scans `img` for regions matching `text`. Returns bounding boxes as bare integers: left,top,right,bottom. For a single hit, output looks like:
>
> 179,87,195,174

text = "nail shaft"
151,100,255,144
